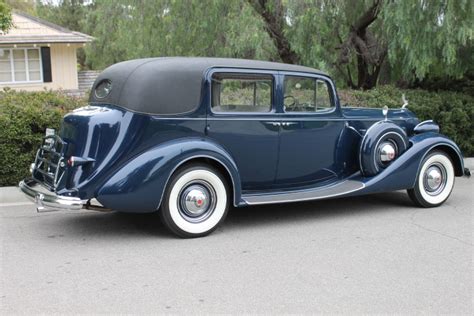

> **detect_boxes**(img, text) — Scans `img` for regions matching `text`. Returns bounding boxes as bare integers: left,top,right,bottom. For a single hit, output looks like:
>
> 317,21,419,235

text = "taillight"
67,156,95,167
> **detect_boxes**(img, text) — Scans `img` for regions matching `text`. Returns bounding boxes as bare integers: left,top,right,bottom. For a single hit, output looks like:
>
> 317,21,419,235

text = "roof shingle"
0,12,93,44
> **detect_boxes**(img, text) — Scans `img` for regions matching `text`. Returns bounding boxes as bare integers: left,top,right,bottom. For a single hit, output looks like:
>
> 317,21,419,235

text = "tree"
36,0,92,68
249,0,387,89
5,0,35,15
0,0,13,33
382,0,474,81
247,0,299,64
249,0,473,89
33,0,473,89
37,0,87,34
84,0,277,70
333,0,387,89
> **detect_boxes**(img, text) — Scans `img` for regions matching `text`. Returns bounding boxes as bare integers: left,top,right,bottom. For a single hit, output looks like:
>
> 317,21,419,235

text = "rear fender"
96,138,241,212
354,132,464,194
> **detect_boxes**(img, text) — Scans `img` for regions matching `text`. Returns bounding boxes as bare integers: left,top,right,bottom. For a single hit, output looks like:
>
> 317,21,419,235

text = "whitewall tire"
160,163,229,238
408,151,455,207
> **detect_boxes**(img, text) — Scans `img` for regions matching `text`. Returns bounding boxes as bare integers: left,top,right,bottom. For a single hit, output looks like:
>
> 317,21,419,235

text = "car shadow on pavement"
54,191,413,238
224,191,413,228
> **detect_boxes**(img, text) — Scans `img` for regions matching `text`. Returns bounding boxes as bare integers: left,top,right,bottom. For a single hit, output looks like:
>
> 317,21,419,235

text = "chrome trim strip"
241,180,365,205
345,121,363,137
413,120,439,134
416,119,434,126
19,178,84,212
150,117,408,122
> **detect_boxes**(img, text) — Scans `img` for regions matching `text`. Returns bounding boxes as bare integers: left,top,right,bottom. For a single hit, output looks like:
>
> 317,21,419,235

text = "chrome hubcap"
377,139,398,168
423,163,447,195
183,186,209,216
178,181,216,222
380,142,396,162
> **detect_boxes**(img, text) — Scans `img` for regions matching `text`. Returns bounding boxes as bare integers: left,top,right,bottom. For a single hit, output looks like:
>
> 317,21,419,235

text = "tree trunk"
337,0,386,89
247,0,299,64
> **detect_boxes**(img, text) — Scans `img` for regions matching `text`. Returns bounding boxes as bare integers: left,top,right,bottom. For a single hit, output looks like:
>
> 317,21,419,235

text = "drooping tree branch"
247,0,299,64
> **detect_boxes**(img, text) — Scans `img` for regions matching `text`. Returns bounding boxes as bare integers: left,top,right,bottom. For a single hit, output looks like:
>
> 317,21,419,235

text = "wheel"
407,151,455,208
160,163,229,238
359,122,408,176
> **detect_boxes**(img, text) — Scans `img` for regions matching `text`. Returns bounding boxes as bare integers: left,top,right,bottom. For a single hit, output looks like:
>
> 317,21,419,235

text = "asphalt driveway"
1,172,472,313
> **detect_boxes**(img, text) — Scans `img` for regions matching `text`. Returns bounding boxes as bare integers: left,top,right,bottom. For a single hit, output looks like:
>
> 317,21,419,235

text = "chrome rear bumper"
19,178,84,212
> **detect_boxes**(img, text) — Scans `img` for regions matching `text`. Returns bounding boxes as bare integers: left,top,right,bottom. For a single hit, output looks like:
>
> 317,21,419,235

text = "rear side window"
211,73,273,113
284,76,333,113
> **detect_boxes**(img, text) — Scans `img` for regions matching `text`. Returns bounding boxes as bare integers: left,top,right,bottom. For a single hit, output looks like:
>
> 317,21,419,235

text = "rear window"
211,73,273,113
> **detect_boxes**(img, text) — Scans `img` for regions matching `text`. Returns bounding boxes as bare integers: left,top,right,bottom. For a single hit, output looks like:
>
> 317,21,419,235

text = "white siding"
0,43,80,91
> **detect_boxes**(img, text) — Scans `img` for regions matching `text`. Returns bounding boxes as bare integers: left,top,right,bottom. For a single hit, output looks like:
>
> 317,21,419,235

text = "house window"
0,48,43,83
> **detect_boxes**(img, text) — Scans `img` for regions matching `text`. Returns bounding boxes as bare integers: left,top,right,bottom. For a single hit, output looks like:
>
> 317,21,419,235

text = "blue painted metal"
240,132,464,204
34,64,464,214
352,132,464,194
96,138,242,212
358,121,409,176
204,68,280,190
414,120,440,134
274,71,345,186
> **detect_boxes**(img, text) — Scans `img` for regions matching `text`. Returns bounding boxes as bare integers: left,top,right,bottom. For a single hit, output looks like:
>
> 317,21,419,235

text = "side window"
284,76,333,112
212,73,273,113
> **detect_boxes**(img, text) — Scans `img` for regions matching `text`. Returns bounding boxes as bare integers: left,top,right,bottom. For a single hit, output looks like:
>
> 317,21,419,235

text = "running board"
241,180,365,205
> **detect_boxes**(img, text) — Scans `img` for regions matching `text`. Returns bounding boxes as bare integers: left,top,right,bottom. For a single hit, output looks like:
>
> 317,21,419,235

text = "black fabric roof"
89,57,327,115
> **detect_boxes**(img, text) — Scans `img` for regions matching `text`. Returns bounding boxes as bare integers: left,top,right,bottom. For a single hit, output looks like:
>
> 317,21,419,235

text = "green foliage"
275,0,473,87
28,0,473,89
36,0,91,68
339,85,474,156
0,89,85,186
83,0,277,70
286,1,384,73
383,0,474,80
5,0,35,15
0,0,13,32
37,0,87,33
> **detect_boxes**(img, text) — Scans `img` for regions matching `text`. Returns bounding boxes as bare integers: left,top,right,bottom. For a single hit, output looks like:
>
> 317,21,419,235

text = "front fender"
96,137,242,212
353,132,464,195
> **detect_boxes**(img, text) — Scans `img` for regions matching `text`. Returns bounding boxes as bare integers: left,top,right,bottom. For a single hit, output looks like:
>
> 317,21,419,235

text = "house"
0,12,93,93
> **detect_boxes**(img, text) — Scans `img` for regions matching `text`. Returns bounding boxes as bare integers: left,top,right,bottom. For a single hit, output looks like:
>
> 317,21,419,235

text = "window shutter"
41,47,52,82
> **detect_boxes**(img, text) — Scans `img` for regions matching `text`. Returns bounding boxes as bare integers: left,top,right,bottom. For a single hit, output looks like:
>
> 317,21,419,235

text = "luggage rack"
32,135,67,191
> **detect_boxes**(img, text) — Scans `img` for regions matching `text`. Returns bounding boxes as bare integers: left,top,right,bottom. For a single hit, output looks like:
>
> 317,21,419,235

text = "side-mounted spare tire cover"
359,121,409,176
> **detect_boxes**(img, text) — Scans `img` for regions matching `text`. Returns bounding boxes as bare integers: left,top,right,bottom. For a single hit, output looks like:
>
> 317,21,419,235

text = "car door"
275,72,345,186
206,69,280,190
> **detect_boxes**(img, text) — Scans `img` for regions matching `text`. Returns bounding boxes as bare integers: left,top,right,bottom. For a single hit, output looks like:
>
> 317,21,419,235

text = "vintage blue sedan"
20,58,469,237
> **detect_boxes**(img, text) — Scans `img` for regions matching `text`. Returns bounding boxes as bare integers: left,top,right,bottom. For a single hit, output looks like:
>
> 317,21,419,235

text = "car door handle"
281,122,298,127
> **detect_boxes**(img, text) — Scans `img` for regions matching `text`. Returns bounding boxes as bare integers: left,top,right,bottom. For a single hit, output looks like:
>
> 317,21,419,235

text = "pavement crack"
409,213,473,247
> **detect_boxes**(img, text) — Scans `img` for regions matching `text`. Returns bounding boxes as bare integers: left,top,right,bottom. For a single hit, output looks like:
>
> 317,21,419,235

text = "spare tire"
359,121,408,176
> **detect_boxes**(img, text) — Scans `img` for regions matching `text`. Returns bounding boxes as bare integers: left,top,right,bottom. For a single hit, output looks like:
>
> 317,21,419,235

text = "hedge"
0,89,85,186
0,86,472,186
